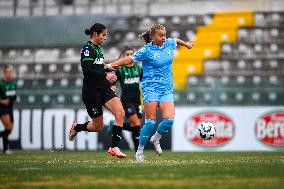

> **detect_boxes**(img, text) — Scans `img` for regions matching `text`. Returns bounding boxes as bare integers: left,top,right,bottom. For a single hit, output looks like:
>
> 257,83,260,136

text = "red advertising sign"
255,111,284,147
184,112,234,146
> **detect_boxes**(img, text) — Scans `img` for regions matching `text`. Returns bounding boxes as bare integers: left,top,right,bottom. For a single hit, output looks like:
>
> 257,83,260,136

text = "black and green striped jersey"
81,41,109,90
116,64,143,103
0,79,17,106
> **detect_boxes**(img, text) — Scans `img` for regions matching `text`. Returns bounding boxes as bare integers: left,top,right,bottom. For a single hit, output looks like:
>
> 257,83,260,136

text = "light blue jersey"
131,38,177,103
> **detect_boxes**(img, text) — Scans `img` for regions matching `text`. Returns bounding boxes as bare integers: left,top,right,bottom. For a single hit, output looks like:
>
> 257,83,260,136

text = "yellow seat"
172,11,254,90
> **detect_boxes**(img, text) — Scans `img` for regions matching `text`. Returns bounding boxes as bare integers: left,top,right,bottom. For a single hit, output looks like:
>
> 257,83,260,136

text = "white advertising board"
173,107,284,151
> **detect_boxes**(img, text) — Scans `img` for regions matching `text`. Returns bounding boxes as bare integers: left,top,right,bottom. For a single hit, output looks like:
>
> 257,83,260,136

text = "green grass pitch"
0,151,283,189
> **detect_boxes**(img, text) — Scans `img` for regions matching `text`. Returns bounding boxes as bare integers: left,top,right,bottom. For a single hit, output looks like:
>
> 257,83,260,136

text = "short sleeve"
167,38,177,49
131,47,147,62
81,46,95,62
115,70,121,81
0,83,3,99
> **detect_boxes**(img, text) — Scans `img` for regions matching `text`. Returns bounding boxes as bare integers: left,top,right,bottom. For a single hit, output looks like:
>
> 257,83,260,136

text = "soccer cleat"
150,135,162,156
107,120,114,136
135,150,144,162
108,147,127,158
68,121,78,141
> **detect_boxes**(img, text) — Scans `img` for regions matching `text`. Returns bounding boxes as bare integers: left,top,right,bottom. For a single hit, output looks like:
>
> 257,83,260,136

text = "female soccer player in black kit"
68,23,126,158
0,65,17,154
108,47,143,152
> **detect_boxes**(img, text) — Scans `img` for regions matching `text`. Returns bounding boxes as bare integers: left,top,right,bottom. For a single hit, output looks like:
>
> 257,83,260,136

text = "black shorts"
122,100,142,119
0,104,14,123
82,87,117,118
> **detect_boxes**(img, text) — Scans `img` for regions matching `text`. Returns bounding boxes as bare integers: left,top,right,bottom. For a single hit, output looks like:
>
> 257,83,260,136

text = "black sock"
111,125,122,148
123,122,132,132
2,130,11,152
132,126,140,152
0,130,5,137
74,121,89,132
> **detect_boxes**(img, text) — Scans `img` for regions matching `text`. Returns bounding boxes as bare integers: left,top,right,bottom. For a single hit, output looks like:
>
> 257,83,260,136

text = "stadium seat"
187,15,196,24
46,79,54,88
42,94,51,104
157,17,166,25
188,76,199,86
270,28,279,37
235,92,244,102
172,16,181,25
72,94,81,104
203,93,212,102
236,76,246,85
63,63,72,72
252,76,262,85
187,92,196,102
8,49,17,58
17,79,24,89
268,92,277,102
60,79,69,88
253,60,262,69
269,60,278,68
269,75,278,85
49,64,57,73
270,43,278,53
219,92,228,102
237,60,246,69
28,95,36,104
57,94,66,104
34,64,43,73
251,92,261,102
171,31,180,38
18,64,28,76
75,78,83,88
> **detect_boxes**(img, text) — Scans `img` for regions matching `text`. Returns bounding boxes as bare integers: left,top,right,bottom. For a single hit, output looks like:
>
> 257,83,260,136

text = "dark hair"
4,64,13,71
119,46,134,58
84,23,107,37
139,24,165,44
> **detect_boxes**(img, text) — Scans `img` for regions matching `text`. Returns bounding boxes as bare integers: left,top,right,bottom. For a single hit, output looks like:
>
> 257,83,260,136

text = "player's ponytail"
139,30,151,44
139,24,165,44
84,23,107,37
85,29,92,35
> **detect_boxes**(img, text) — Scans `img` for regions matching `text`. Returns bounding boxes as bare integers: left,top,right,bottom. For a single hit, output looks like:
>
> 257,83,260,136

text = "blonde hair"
139,24,165,44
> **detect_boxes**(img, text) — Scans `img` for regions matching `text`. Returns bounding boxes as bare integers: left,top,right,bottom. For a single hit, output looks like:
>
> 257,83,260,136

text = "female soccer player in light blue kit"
106,24,194,161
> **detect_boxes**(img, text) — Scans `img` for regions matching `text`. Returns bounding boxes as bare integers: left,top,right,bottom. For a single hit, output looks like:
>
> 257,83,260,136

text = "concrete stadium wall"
149,0,284,16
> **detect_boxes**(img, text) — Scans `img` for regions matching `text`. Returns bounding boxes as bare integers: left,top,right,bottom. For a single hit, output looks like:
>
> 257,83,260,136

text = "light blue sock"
157,119,174,135
139,119,156,147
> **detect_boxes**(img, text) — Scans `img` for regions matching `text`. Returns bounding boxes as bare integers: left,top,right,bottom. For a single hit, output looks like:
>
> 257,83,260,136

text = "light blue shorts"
142,90,174,103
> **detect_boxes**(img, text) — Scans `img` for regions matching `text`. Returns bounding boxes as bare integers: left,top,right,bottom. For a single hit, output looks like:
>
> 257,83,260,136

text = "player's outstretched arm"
175,38,195,49
105,56,133,70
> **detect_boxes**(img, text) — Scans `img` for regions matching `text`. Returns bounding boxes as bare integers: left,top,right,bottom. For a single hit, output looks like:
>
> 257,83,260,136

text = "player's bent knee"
114,109,125,122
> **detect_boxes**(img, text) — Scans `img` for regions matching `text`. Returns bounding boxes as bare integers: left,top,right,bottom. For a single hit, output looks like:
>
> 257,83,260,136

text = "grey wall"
0,15,117,48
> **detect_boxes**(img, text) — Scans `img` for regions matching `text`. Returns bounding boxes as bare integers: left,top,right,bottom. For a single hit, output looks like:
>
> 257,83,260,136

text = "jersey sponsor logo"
6,90,16,96
93,58,104,65
84,49,90,56
154,53,160,59
255,111,284,147
124,77,140,84
184,111,234,147
92,108,98,115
